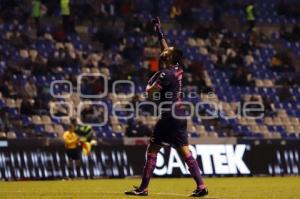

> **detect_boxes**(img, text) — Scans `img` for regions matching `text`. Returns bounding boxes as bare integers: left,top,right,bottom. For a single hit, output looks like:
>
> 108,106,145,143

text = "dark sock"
76,166,81,178
68,166,74,178
138,153,157,191
184,153,206,189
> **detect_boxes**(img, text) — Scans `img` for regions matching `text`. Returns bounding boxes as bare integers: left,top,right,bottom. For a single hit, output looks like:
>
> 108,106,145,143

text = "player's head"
160,47,183,66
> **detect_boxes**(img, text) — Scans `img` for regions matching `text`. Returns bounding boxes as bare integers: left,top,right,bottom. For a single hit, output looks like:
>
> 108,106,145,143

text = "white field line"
0,190,221,198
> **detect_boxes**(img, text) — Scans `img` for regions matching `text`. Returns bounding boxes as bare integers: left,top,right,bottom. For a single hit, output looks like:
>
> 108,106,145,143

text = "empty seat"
0,132,6,139
187,125,196,133
6,99,17,108
278,109,287,117
41,115,52,124
238,117,247,125
262,132,273,138
221,102,231,111
136,116,146,123
110,116,119,125
61,117,70,125
264,117,273,125
273,117,283,125
229,102,238,111
281,117,291,125
32,115,42,125
290,117,300,125
255,80,263,87
264,79,273,87
82,67,91,73
199,131,208,137
207,132,218,138
259,125,268,132
145,116,157,126
250,125,260,133
7,131,16,139
225,110,236,117
91,67,100,73
100,68,110,77
285,125,295,133
45,124,54,132
246,118,256,125
272,132,282,139
54,124,65,135
112,125,123,133
294,125,300,133
196,125,205,133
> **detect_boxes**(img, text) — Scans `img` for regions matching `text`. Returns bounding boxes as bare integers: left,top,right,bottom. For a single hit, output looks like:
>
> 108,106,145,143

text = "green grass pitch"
0,177,300,199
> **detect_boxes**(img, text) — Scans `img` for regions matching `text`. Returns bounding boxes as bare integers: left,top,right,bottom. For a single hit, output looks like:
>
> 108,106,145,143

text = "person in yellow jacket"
32,0,41,28
60,0,74,32
63,120,80,178
245,2,256,31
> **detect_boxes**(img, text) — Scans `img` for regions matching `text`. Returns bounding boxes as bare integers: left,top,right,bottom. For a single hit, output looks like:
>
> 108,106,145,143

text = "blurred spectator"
186,61,212,93
0,111,6,131
277,0,300,19
60,0,74,32
31,0,41,28
269,52,293,72
0,110,11,131
33,98,48,115
0,80,18,98
22,78,37,99
244,52,255,65
281,25,300,41
125,119,151,137
225,50,244,69
230,66,254,86
193,25,210,39
278,84,292,102
170,0,182,21
262,97,276,117
290,25,300,41
81,105,105,124
100,0,115,17
20,99,34,115
275,74,296,86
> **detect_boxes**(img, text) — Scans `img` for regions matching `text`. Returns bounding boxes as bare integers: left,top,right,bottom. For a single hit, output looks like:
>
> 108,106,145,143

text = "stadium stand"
0,0,300,140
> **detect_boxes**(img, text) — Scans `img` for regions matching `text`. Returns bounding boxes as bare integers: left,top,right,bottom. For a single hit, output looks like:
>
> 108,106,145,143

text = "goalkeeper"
125,17,208,197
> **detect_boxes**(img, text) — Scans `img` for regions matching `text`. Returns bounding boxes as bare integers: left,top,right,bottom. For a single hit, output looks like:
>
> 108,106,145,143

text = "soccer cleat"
124,186,148,196
190,187,208,197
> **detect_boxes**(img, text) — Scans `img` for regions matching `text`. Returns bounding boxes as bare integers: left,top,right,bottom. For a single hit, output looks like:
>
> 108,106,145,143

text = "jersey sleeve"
147,71,161,86
147,70,171,89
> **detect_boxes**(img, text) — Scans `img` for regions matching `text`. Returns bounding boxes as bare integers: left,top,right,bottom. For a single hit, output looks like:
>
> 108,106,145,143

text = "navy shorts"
66,148,80,160
150,116,188,148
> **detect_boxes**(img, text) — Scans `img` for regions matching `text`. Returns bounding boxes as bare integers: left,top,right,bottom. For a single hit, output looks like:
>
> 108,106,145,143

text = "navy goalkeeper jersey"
147,64,184,117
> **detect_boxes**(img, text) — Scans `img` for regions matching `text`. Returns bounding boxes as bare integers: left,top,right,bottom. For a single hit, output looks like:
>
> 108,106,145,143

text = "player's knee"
177,145,191,158
147,144,161,154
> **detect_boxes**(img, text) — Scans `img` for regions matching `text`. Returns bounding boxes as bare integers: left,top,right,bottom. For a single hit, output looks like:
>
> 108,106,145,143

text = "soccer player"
63,119,81,178
125,17,208,197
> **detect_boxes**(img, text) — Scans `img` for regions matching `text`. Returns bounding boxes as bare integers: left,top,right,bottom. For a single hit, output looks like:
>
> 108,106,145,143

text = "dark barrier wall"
0,140,299,180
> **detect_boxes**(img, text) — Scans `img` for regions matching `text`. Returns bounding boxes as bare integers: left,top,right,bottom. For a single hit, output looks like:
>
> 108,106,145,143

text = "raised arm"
152,17,169,51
